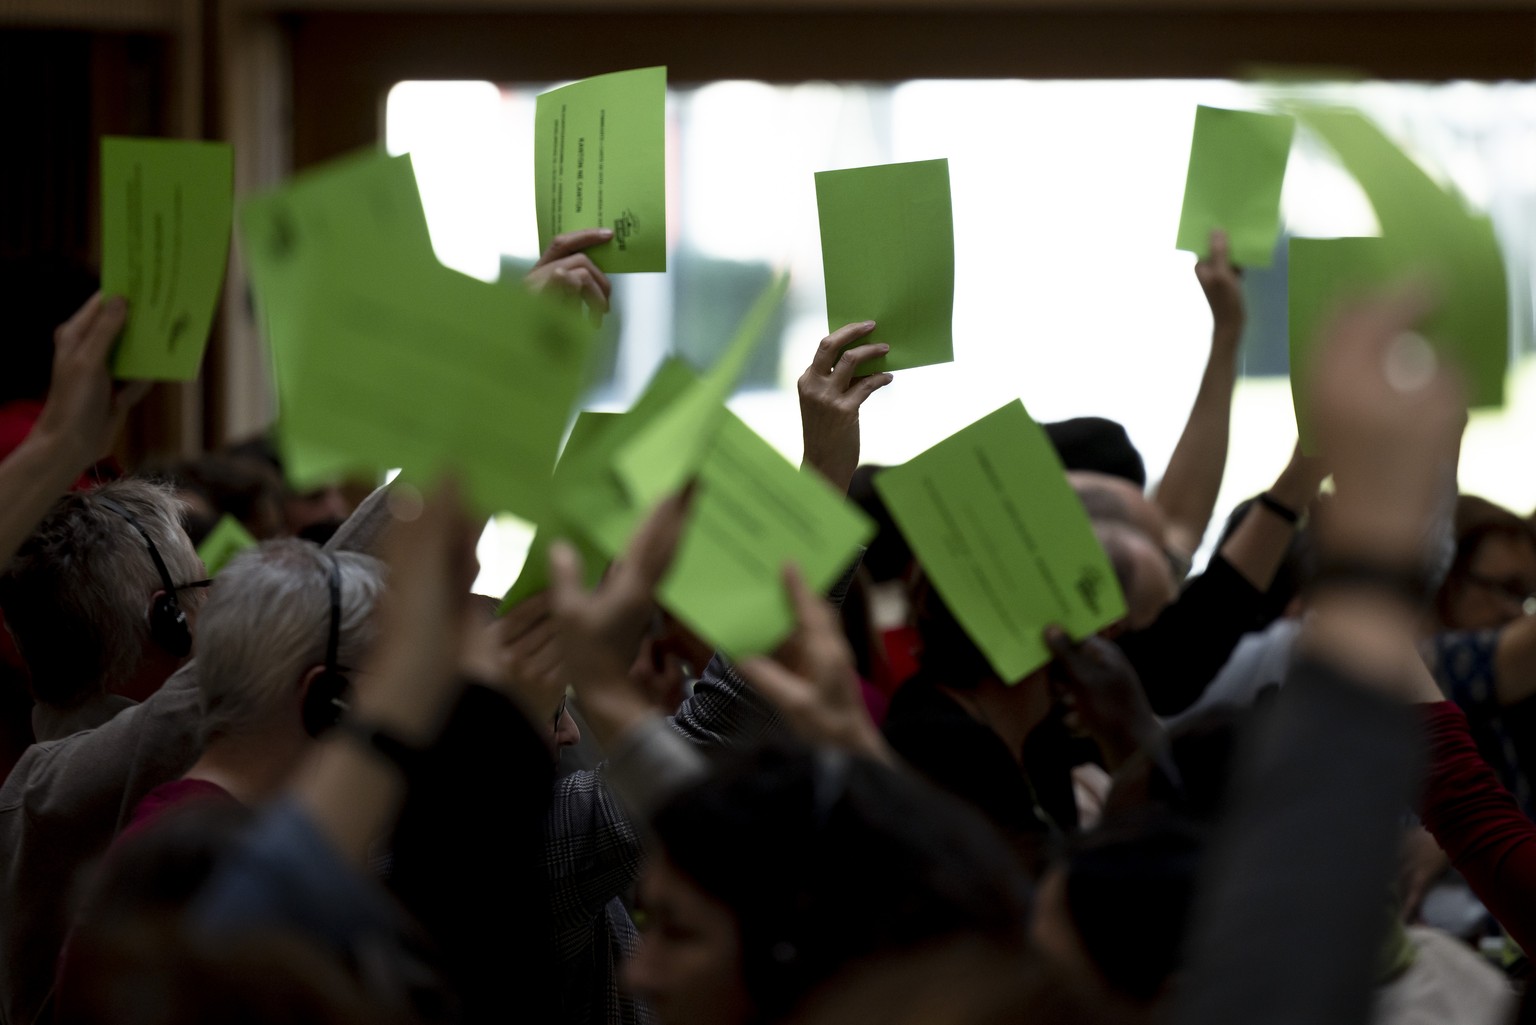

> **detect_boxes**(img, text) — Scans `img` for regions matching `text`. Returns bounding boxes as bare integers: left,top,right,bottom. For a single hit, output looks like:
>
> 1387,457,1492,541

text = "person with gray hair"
124,539,385,831
0,478,207,742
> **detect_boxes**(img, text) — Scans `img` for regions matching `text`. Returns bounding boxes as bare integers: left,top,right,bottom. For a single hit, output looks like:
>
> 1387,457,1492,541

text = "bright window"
385,78,1536,597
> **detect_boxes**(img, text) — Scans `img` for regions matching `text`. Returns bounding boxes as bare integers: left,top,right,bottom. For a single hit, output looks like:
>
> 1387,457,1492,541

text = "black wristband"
1258,491,1301,525
334,716,427,776
1308,557,1433,606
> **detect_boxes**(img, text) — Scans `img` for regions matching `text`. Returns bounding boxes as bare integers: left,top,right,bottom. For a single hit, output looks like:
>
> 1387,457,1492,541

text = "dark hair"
847,465,912,584
1044,418,1146,489
142,452,286,545
650,744,1033,1021
1435,495,1536,626
1062,809,1209,1003
911,573,997,688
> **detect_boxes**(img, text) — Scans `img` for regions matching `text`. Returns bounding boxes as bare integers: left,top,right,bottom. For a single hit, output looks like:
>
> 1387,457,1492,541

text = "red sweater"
1419,700,1536,951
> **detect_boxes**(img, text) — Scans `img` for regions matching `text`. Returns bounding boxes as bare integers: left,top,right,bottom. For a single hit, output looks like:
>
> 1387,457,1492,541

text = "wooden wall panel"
288,8,1536,169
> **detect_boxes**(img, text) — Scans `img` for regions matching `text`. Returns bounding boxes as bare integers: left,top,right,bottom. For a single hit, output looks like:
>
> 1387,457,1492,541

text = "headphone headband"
95,496,179,598
324,552,342,677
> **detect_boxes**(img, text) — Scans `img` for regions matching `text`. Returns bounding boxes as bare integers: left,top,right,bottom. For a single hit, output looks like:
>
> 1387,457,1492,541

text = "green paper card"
275,255,595,521
557,358,701,558
498,411,622,613
875,400,1126,683
1287,237,1395,454
196,514,258,577
613,273,789,507
816,158,954,374
658,410,874,658
101,137,234,380
1291,105,1508,410
1175,106,1294,268
535,66,667,273
238,151,439,487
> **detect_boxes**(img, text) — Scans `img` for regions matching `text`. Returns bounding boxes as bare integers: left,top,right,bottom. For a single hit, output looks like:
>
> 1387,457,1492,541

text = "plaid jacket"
546,654,785,1025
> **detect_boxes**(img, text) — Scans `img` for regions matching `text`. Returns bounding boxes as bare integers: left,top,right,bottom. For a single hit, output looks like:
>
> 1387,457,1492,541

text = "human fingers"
842,372,894,408
828,341,890,388
538,227,614,266
811,321,877,375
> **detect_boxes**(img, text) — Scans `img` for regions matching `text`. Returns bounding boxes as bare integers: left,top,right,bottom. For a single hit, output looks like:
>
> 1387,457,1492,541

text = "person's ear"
298,663,351,738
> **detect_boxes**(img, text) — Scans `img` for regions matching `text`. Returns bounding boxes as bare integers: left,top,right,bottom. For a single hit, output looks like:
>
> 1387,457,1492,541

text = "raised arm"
0,293,148,565
1216,443,1327,592
799,321,894,495
1174,283,1460,1025
1154,230,1244,566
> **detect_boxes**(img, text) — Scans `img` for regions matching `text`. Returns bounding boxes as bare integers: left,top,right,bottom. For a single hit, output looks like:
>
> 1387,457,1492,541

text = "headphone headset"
300,552,351,738
96,496,194,659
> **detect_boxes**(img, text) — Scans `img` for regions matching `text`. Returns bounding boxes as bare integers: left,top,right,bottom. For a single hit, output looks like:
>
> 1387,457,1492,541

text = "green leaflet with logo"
874,400,1126,682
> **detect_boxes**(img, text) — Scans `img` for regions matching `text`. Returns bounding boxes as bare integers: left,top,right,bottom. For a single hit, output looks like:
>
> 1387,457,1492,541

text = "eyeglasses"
176,579,213,591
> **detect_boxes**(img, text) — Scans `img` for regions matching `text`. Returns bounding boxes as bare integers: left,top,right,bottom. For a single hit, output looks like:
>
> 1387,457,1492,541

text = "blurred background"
3,0,1534,593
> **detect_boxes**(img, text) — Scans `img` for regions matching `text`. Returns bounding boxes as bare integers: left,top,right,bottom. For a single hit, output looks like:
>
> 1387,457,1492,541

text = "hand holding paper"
1195,229,1245,346
535,66,667,273
525,227,615,320
816,158,955,374
740,564,893,764
797,320,894,494
1174,105,1294,268
875,401,1126,682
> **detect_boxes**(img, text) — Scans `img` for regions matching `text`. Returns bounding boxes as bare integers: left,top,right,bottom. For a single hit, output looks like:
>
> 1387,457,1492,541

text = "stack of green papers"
101,137,234,381
816,158,954,374
239,149,597,521
535,66,668,273
875,401,1126,683
547,358,873,657
1174,105,1294,268
613,273,788,507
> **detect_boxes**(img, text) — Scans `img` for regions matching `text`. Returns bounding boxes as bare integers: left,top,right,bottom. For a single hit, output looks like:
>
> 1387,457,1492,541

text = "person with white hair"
0,478,208,742
123,539,386,833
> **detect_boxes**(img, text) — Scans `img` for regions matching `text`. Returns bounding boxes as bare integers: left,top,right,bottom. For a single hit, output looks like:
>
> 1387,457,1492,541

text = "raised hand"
34,293,150,467
739,564,892,763
1311,284,1465,564
524,228,614,321
460,592,566,727
546,488,693,748
1043,625,1161,771
1195,228,1245,347
798,321,894,494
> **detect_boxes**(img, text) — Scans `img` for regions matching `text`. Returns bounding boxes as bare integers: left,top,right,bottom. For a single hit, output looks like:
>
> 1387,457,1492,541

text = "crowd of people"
0,208,1533,1025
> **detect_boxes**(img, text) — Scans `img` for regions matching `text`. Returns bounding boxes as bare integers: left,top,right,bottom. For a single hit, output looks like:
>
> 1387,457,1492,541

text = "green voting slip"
613,273,789,507
1287,236,1395,453
556,358,701,559
279,257,596,522
498,411,621,613
238,150,439,488
1175,106,1294,268
535,66,667,273
196,515,258,577
1291,104,1508,410
816,158,954,374
101,137,234,380
875,401,1126,683
658,410,874,658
